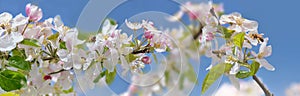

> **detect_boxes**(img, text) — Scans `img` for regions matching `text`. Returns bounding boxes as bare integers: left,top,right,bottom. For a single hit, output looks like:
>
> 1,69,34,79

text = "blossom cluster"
0,1,274,96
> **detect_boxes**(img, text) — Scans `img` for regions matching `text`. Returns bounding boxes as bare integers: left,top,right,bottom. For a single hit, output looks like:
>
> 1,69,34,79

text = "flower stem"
253,75,274,96
21,21,31,35
48,67,73,75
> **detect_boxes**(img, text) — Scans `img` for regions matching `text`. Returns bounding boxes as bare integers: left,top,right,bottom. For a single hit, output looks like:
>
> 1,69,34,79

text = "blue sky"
0,0,299,96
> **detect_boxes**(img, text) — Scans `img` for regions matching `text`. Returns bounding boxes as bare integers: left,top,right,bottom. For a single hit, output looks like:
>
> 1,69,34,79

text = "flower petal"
228,75,240,90
258,59,275,71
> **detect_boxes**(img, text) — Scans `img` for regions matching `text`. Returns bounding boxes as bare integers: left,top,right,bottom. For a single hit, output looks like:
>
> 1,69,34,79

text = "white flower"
0,30,24,52
63,28,85,50
220,12,258,32
181,2,212,21
12,13,28,28
0,12,12,23
125,19,142,30
252,38,275,71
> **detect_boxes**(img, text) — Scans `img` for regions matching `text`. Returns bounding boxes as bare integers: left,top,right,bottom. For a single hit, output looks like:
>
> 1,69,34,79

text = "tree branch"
253,75,274,96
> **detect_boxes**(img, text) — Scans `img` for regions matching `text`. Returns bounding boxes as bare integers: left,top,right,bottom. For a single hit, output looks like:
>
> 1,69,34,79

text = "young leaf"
125,54,138,63
59,42,67,49
8,56,31,71
185,63,198,84
62,87,74,94
236,70,251,79
250,61,260,76
179,75,185,90
93,70,106,83
201,63,233,94
105,68,116,85
0,70,26,91
47,32,59,41
233,32,245,49
0,92,20,96
151,53,158,64
20,39,41,47
221,27,234,39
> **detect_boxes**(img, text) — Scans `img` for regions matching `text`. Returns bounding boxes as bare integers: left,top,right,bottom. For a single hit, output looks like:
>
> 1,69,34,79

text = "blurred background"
0,0,299,96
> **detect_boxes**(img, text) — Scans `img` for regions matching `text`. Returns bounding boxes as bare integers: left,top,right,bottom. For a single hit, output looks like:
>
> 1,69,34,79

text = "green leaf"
250,61,260,76
179,75,185,90
125,54,138,63
20,39,41,47
108,18,117,25
59,42,67,49
0,70,26,91
221,26,234,39
236,70,251,79
105,68,116,85
11,49,26,59
62,87,74,94
185,63,198,84
47,32,59,41
8,56,31,71
151,53,158,64
164,71,169,86
233,32,245,49
201,63,233,94
93,70,106,83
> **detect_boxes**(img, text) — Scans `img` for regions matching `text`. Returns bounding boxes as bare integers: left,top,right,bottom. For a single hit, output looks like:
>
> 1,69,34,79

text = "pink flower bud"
144,31,154,39
43,75,52,80
26,3,43,22
188,12,198,20
129,85,138,93
141,56,151,64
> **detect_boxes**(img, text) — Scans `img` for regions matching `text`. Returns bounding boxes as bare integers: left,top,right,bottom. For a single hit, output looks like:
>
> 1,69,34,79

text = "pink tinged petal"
144,30,154,39
231,12,242,18
251,51,258,57
243,40,252,49
228,24,242,32
258,59,275,71
72,54,82,69
26,4,43,22
141,56,151,64
0,35,16,52
11,32,24,43
228,75,240,90
57,49,68,62
25,4,31,15
54,15,64,27
264,45,272,57
12,14,28,28
242,19,258,32
220,14,235,24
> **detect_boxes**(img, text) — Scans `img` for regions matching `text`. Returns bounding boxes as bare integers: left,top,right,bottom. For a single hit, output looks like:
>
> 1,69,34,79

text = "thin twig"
21,21,31,35
48,67,73,75
253,75,274,96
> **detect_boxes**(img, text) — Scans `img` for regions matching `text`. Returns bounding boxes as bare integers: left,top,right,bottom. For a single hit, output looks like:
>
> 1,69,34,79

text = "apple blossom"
26,3,43,22
0,31,24,52
220,12,258,32
252,38,275,71
125,19,142,30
